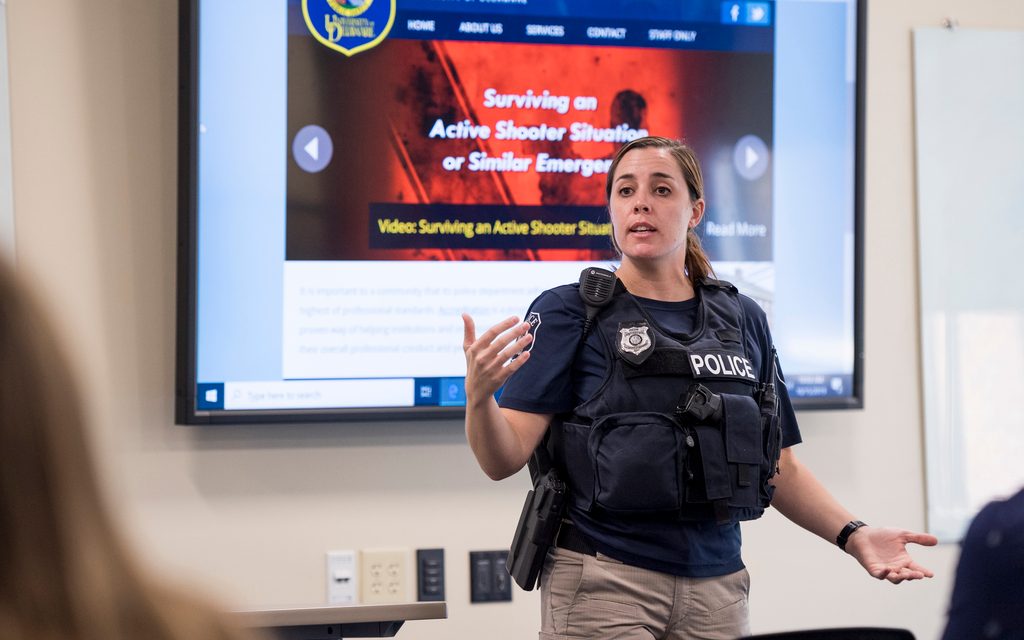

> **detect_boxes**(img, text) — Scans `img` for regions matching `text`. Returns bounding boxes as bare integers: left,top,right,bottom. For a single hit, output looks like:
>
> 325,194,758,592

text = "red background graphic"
286,36,772,261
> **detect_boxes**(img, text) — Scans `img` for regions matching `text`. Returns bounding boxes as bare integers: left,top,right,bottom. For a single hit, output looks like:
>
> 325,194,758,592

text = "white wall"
0,2,14,260
7,2,1024,638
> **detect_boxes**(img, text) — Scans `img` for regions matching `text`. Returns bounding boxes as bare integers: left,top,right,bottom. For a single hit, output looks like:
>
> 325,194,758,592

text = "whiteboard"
914,27,1024,542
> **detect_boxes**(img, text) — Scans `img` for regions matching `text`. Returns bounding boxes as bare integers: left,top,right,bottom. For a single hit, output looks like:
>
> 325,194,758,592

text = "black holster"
506,465,566,591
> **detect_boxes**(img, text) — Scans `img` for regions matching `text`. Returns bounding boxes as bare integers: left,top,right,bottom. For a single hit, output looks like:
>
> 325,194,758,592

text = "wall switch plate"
416,548,445,601
360,548,410,604
469,550,511,603
326,550,357,604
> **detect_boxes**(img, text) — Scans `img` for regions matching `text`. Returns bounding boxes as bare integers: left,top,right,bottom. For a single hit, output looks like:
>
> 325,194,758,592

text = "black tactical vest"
553,278,783,524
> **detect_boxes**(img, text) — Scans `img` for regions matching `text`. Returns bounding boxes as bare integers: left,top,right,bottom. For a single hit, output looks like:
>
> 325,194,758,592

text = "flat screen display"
177,0,864,423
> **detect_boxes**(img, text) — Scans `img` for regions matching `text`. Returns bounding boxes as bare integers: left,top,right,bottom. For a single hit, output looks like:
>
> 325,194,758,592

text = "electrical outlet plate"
360,548,410,604
326,550,357,604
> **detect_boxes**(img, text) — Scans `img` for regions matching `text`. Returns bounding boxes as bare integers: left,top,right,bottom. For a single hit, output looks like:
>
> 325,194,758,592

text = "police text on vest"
689,352,756,380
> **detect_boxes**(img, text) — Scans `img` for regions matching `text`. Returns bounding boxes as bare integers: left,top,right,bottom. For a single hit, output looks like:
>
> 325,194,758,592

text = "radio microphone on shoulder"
578,267,617,336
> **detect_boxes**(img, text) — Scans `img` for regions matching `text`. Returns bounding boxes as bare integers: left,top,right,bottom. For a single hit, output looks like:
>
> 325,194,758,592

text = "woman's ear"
688,198,706,229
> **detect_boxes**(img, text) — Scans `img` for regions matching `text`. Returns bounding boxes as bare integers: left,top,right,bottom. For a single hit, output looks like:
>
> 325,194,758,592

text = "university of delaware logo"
302,0,396,57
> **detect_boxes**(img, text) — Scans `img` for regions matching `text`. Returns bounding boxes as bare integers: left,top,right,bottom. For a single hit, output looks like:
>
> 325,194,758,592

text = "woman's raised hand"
462,314,533,404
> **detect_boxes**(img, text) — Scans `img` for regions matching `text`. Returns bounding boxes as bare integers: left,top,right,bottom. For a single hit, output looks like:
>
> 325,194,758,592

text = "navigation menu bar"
390,13,772,52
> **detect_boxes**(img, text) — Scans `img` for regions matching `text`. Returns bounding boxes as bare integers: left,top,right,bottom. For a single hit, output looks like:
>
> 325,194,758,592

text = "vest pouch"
721,393,761,509
691,424,730,501
559,421,597,511
686,394,762,511
589,412,686,515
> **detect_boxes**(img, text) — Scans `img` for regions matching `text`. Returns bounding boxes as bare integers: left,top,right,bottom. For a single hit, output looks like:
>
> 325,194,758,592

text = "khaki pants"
539,547,750,640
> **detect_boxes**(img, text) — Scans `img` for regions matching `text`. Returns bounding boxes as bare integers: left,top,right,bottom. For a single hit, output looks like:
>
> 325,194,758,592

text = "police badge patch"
617,321,655,365
302,0,396,57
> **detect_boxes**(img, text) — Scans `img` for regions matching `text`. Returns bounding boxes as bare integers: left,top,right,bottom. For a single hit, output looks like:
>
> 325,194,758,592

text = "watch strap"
836,520,867,551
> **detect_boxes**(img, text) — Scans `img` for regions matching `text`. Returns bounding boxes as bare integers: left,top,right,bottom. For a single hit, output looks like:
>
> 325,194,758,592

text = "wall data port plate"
326,550,357,604
361,548,410,604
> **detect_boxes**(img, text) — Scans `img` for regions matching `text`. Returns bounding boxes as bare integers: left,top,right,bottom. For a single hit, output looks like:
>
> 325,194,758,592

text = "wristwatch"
836,520,867,552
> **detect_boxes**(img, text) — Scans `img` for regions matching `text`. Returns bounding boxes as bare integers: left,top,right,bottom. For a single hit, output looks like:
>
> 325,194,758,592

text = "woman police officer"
462,136,936,639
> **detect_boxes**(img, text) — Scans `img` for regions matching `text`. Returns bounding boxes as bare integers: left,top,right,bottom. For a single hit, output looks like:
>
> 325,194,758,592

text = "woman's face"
609,147,704,266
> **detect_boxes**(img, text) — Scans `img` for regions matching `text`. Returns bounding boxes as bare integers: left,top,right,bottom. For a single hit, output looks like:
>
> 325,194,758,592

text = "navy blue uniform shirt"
499,282,802,577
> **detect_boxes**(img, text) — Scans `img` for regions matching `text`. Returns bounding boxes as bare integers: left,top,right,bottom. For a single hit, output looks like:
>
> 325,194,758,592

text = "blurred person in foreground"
0,261,255,640
942,487,1024,640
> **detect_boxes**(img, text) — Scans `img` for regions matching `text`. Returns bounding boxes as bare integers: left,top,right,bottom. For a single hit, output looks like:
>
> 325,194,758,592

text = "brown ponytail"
606,136,716,280
684,228,714,281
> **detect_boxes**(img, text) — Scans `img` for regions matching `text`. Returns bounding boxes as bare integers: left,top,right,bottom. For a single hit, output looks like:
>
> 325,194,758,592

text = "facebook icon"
721,2,772,26
722,2,742,23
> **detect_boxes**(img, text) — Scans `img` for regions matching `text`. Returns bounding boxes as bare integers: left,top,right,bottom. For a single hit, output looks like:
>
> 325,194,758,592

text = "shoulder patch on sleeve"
523,311,542,353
